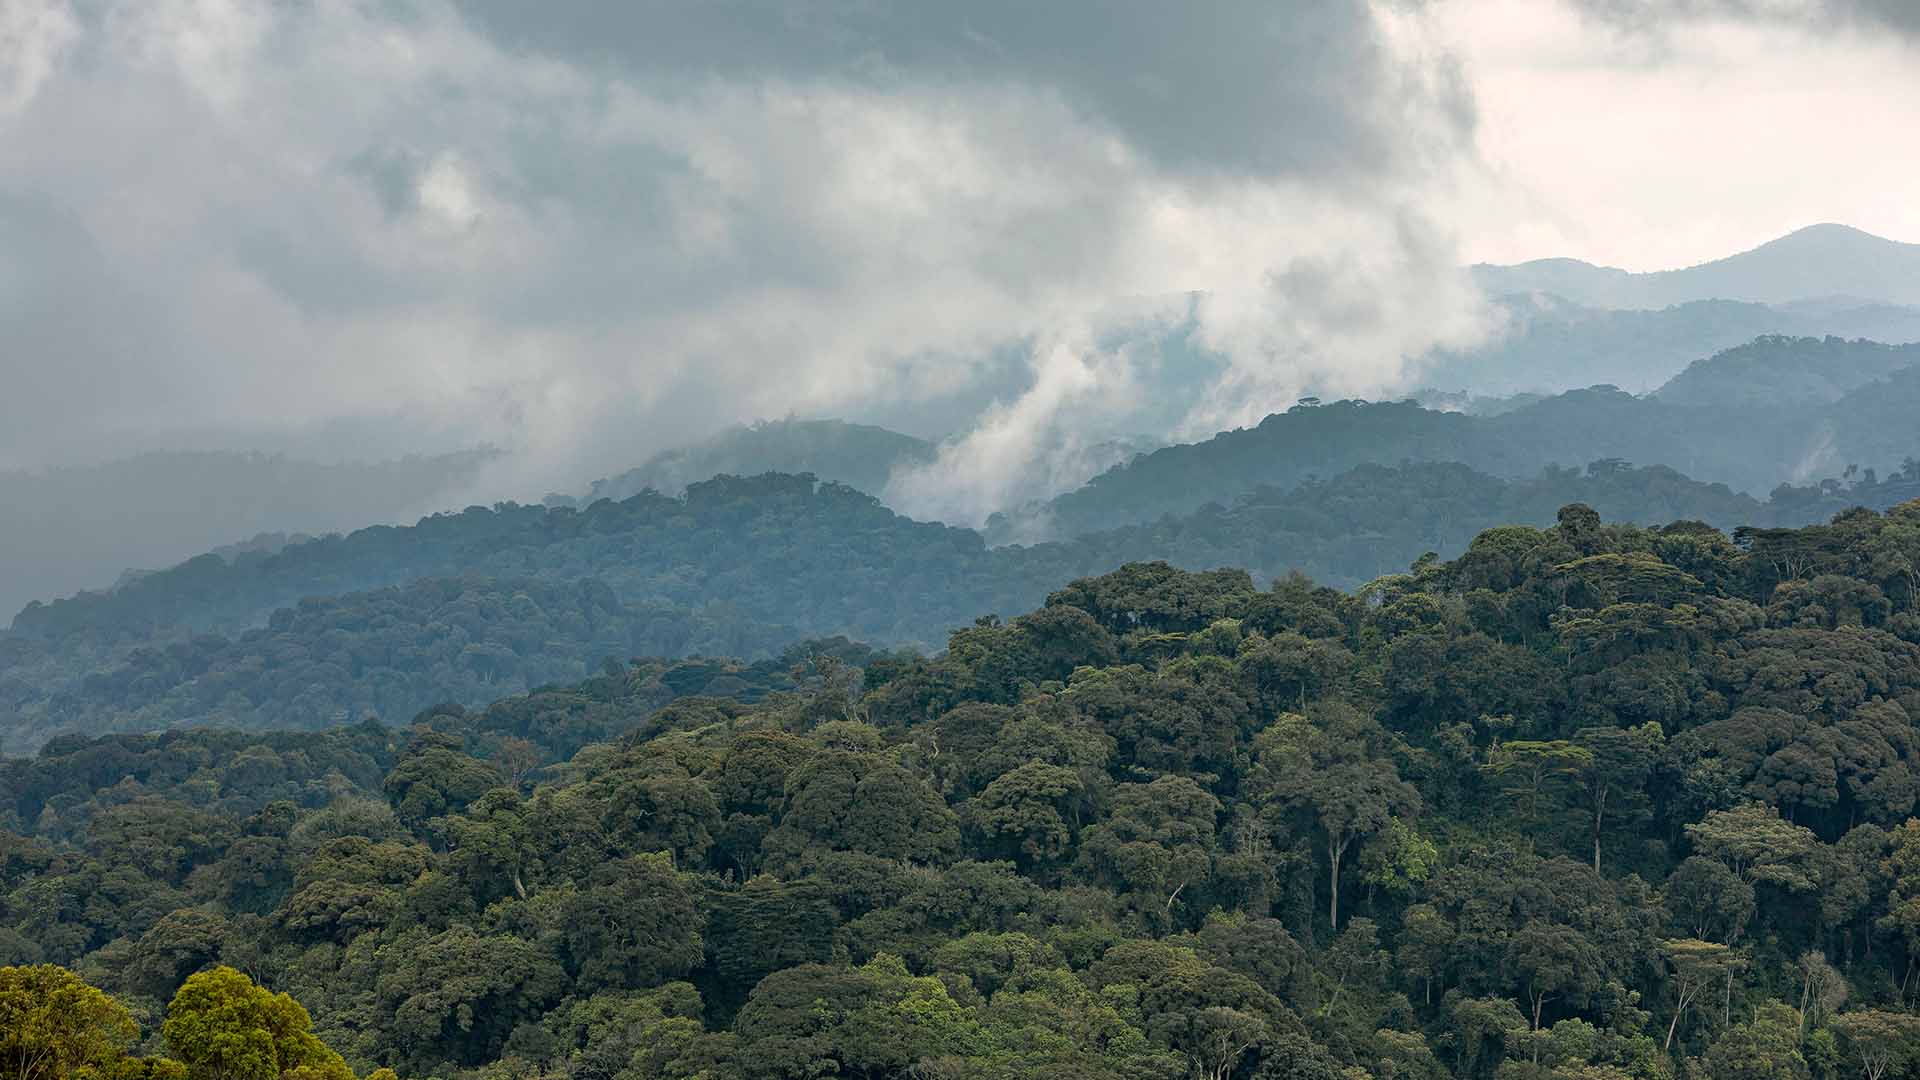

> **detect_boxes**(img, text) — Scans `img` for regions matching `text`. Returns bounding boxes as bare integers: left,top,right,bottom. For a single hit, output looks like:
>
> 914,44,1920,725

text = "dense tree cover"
1651,337,1920,410
1,962,388,1080
9,474,970,647
1034,337,1920,536
0,449,494,630
1826,368,1920,481
566,419,937,507
10,503,1920,1078
12,464,1920,751
2,577,814,748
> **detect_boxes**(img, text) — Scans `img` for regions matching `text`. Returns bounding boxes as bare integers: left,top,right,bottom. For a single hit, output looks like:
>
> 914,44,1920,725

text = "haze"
2,0,1918,613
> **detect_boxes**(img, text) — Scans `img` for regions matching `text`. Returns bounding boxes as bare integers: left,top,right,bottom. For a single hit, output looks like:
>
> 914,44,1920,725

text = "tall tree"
1249,702,1419,929
161,966,353,1080
1833,1010,1920,1080
1572,723,1662,873
1658,939,1745,1051
0,965,141,1080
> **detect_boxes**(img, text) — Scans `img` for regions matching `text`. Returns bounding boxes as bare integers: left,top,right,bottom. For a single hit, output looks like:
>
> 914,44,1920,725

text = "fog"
3,0,1918,610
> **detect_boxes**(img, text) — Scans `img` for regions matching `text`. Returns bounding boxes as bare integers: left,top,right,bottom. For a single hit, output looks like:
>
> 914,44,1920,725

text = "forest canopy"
6,460,1918,752
8,501,1920,1079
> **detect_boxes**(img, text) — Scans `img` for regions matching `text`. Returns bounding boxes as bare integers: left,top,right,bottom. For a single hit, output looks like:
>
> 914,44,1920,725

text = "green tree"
1481,739,1591,833
1249,702,1419,929
161,966,352,1080
1686,803,1821,891
1832,1009,1920,1080
1077,775,1221,928
1659,939,1745,1051
1700,1001,1808,1080
0,965,141,1080
537,852,704,992
383,732,505,832
1507,921,1605,1048
1572,723,1662,873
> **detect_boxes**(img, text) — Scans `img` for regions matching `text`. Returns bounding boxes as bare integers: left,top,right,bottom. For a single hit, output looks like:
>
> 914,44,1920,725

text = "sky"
2,0,1917,523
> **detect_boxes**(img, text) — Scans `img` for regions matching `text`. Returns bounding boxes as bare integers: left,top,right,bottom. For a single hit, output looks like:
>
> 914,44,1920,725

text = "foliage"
6,504,1920,1078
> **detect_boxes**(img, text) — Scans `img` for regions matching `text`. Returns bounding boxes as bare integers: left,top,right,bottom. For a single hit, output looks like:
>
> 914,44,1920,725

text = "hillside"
1034,338,1920,538
574,419,937,504
2,473,1013,655
1827,365,1920,478
1421,295,1920,397
1472,223,1920,308
7,460,1919,750
1653,335,1920,408
0,449,494,622
9,503,1920,1079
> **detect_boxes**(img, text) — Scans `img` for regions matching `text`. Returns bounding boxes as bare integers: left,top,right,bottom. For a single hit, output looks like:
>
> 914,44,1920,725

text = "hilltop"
1472,223,1920,308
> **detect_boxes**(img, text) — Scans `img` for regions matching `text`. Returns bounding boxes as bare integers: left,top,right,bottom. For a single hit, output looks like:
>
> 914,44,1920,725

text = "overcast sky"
2,0,1916,513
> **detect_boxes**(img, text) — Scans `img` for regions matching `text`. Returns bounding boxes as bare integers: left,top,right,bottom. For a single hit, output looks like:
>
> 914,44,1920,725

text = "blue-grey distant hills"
572,418,938,505
1470,223,1920,309
1418,292,1920,396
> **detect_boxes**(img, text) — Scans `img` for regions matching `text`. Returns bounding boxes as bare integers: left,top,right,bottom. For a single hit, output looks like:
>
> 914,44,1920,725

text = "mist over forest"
7,4,1920,1080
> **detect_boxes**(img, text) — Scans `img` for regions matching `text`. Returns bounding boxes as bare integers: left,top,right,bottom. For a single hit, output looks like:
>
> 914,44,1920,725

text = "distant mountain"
1471,224,1920,309
1654,335,1920,409
1018,336,1920,538
10,458,1913,749
575,418,936,504
1420,293,1920,396
0,449,494,624
1825,364,1920,479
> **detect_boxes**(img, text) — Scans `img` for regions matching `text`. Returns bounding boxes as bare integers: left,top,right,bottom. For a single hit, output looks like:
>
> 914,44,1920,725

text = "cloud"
1565,0,1920,37
0,0,1493,525
0,0,78,113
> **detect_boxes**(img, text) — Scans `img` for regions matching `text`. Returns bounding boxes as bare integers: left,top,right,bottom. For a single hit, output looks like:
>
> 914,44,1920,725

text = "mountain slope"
577,418,937,504
1421,294,1920,396
9,458,1919,749
1654,335,1920,408
1028,337,1920,538
1472,223,1920,308
11,505,1920,1080
0,449,495,624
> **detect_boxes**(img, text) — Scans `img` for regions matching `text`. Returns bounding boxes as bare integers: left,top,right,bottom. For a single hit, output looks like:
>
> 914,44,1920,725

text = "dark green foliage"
14,460,1900,751
575,417,936,504
0,448,495,640
1653,336,1920,410
6,503,1920,1078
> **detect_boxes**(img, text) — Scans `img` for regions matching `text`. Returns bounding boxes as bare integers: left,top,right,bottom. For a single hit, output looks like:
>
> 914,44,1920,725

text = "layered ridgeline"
0,448,496,627
1025,336,1920,538
1421,294,1920,398
5,461,1919,750
1471,223,1920,309
569,419,938,505
7,503,1920,1079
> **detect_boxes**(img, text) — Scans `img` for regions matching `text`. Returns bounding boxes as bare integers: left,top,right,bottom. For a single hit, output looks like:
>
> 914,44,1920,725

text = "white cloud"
1439,0,1920,268
0,0,78,114
1,0,1495,520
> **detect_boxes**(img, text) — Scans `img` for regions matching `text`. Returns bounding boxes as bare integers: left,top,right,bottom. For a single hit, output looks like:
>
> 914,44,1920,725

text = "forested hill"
1653,336,1920,409
0,448,495,625
571,418,937,505
9,500,1920,1080
1030,336,1920,538
1420,296,1920,398
6,461,1920,750
7,473,1002,647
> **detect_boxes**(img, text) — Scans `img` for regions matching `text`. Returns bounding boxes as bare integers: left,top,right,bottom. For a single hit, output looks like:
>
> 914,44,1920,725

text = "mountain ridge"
1472,223,1920,308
